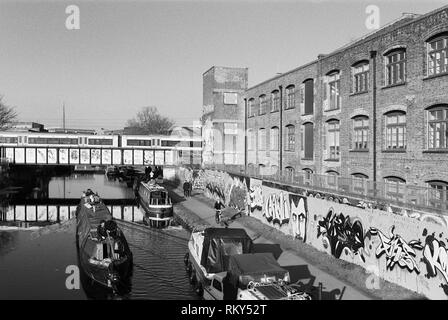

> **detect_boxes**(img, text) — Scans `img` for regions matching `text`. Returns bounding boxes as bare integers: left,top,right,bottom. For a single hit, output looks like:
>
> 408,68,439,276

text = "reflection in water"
0,230,17,257
49,174,134,199
0,172,198,300
1,203,145,227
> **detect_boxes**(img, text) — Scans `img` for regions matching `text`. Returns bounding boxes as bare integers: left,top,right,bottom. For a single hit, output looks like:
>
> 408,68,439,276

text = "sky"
0,0,446,130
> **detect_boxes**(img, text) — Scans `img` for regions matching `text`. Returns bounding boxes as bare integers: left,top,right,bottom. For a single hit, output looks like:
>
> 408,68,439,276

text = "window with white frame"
427,33,448,76
384,176,406,201
224,92,238,105
270,127,279,150
285,125,295,151
385,111,406,150
326,170,339,188
285,85,296,109
326,71,340,110
258,128,266,150
271,90,280,112
326,120,340,160
427,180,448,210
385,49,406,86
352,61,369,93
285,166,295,173
303,168,313,185
259,95,267,115
248,98,255,117
247,129,253,150
353,116,369,150
427,105,448,150
352,173,368,193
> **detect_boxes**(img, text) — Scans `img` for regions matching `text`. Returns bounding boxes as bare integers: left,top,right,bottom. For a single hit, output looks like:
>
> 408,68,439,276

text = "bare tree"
126,106,174,135
0,96,17,130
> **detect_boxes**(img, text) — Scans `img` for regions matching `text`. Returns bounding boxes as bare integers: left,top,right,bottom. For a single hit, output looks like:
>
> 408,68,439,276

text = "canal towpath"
166,183,425,301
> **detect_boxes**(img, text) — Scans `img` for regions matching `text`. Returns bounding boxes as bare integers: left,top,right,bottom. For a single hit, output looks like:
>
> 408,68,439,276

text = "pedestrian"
188,180,193,197
183,181,189,197
186,181,191,197
214,199,224,224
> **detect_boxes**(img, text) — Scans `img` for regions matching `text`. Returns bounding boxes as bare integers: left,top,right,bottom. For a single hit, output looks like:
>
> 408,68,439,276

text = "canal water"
0,169,198,300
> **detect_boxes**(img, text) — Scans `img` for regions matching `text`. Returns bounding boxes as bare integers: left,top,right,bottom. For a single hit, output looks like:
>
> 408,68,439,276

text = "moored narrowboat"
137,181,173,228
75,189,133,294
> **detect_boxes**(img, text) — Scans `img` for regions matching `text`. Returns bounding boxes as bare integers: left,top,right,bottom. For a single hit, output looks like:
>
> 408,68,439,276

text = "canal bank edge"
166,183,425,301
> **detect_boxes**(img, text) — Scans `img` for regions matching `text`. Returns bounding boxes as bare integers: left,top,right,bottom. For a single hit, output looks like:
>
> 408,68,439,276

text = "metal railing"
203,164,448,215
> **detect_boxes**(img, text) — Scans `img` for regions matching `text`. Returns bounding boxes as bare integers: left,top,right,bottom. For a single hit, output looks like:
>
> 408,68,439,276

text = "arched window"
259,95,267,115
285,125,295,151
271,90,280,112
427,32,448,76
258,128,266,151
384,48,406,85
325,71,341,111
352,173,368,193
248,98,255,117
301,122,314,159
285,166,295,173
385,111,406,150
427,105,448,150
303,168,313,184
300,79,314,115
427,180,448,210
352,60,369,93
384,176,406,201
326,170,339,188
352,173,368,179
285,85,296,110
270,126,279,150
326,119,340,160
353,116,369,150
247,129,253,150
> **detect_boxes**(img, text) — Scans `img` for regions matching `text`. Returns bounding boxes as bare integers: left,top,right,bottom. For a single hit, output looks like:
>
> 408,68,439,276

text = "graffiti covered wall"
245,177,448,299
176,169,448,299
175,168,250,211
303,197,448,299
202,170,250,211
248,179,308,242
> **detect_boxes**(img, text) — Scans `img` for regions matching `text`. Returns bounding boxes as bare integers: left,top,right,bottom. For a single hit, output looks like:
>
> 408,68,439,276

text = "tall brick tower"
202,66,248,166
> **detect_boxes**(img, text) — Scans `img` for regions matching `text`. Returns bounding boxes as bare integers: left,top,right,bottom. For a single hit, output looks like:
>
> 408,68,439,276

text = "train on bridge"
0,131,202,166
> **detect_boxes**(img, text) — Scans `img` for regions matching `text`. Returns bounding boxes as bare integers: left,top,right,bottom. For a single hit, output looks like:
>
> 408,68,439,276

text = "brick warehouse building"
204,5,448,207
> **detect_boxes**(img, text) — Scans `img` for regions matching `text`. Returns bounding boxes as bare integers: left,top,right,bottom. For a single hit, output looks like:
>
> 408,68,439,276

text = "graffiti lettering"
422,235,448,293
249,185,263,213
228,177,249,211
264,191,290,226
317,208,366,262
369,226,423,273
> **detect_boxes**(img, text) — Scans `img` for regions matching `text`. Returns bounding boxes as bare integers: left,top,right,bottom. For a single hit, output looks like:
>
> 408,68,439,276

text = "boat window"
149,191,170,205
220,239,243,256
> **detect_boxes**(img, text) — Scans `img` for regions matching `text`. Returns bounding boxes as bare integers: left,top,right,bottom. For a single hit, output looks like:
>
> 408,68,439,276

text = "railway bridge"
0,131,202,166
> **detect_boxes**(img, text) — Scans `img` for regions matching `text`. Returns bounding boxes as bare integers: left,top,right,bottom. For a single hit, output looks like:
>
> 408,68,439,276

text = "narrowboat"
75,190,133,294
137,181,173,227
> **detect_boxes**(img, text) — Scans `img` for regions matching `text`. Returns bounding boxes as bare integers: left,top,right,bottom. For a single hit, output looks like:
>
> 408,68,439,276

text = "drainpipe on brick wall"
370,50,378,186
279,85,283,172
244,98,248,171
